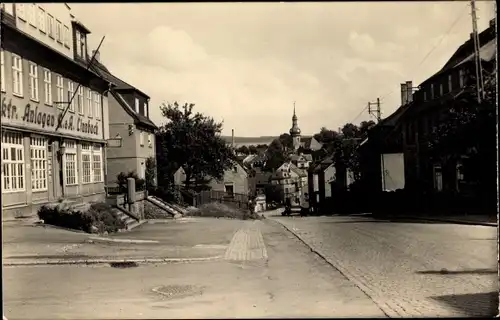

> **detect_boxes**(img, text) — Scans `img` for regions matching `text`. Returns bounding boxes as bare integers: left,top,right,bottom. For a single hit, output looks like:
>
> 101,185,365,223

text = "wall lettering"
1,98,99,136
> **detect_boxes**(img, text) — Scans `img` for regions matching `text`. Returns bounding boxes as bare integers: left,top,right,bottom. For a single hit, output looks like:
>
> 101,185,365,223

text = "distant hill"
221,135,313,147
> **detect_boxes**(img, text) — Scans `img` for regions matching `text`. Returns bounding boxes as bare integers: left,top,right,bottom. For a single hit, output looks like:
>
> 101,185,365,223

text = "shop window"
81,143,92,183
1,131,25,192
92,144,103,182
30,136,47,192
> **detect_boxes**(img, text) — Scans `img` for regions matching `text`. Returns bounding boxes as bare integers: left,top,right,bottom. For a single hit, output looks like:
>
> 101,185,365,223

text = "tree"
264,184,284,204
156,102,236,190
264,138,287,172
145,156,157,192
248,145,258,154
278,133,294,150
237,145,250,155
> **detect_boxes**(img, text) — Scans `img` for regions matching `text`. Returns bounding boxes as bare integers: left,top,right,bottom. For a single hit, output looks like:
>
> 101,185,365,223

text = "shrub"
185,202,262,220
37,202,125,234
117,171,146,192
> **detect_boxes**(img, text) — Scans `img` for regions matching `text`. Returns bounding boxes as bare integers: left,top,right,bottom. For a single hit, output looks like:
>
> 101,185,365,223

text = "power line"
347,4,469,125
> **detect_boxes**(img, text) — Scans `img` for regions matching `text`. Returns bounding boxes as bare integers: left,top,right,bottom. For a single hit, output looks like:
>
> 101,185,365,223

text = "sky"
70,2,495,137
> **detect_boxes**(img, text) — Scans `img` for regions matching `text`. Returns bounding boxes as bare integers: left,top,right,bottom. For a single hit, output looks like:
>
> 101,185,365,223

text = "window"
55,20,62,43
77,86,84,114
135,98,139,113
43,68,52,105
93,92,101,119
12,54,23,96
448,74,452,92
16,4,26,21
1,131,25,192
38,6,46,33
75,30,86,59
1,50,5,92
144,102,148,118
92,144,103,182
63,25,70,47
28,62,39,101
67,80,74,112
75,31,81,57
148,134,153,148
63,140,77,185
81,143,92,184
30,136,47,192
56,75,64,108
430,84,434,99
233,166,238,173
439,83,443,96
28,4,36,27
423,91,427,101
139,131,144,146
47,14,54,38
86,89,93,117
459,69,465,87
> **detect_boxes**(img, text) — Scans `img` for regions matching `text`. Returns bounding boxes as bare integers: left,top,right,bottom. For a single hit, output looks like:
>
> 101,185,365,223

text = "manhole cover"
152,285,203,300
109,261,139,268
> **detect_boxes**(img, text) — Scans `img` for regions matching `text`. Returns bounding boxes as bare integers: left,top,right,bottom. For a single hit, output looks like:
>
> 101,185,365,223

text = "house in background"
308,155,336,212
270,161,307,203
300,136,323,151
90,57,158,188
173,161,250,196
249,169,272,196
290,153,313,169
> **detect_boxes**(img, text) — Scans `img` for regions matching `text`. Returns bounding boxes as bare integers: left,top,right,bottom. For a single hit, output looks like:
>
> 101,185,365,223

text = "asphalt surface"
266,211,498,317
3,218,385,319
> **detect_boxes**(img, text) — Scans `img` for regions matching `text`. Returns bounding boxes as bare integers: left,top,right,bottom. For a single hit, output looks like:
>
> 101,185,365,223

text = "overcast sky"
70,2,495,137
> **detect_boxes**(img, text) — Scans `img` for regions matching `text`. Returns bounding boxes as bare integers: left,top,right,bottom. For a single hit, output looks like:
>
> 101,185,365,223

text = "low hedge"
38,202,126,234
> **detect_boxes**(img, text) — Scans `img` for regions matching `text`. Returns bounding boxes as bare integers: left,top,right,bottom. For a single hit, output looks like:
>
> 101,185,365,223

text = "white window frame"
63,25,70,47
448,74,452,92
75,31,82,58
78,31,86,59
148,134,153,148
1,50,5,92
67,80,74,112
28,62,39,101
63,140,78,186
55,20,62,43
12,54,23,97
430,83,434,99
38,6,46,33
93,92,101,119
144,102,148,118
30,135,48,192
135,98,139,113
86,89,93,117
77,86,84,115
47,14,54,39
28,4,36,27
81,143,92,184
1,131,25,193
459,69,465,88
43,68,52,105
139,131,144,146
16,4,26,21
92,144,103,183
56,75,64,108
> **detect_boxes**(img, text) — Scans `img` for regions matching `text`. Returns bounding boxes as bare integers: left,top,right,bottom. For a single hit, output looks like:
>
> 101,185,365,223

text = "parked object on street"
300,193,310,216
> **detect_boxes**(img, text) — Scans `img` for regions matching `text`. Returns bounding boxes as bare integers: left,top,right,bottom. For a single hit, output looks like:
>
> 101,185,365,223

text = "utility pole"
470,0,485,103
368,98,381,122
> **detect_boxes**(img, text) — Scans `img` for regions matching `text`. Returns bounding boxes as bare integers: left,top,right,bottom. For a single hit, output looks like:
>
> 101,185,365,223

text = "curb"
3,255,223,267
387,216,497,227
273,218,402,318
87,236,159,244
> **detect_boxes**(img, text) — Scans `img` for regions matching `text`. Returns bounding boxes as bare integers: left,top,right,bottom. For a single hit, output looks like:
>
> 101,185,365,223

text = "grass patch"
37,202,126,234
185,202,263,220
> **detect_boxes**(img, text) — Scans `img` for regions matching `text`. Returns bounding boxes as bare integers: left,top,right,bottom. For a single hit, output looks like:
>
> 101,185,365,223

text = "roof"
110,90,157,130
71,19,91,34
243,154,257,164
456,39,496,67
289,164,307,178
290,153,313,162
90,60,150,98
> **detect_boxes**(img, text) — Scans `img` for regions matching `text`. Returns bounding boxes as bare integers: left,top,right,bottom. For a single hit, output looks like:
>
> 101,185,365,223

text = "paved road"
3,219,385,319
267,212,498,317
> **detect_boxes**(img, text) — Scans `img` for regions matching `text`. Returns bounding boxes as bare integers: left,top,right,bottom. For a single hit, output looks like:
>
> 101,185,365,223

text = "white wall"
313,174,319,192
381,153,405,191
324,165,336,198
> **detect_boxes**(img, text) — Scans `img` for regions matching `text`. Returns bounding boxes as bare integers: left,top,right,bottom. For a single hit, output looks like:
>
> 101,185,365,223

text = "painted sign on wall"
1,97,101,139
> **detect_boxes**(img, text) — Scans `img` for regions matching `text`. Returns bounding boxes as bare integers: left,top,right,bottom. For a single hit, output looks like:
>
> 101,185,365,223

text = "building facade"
1,4,110,219
90,59,157,188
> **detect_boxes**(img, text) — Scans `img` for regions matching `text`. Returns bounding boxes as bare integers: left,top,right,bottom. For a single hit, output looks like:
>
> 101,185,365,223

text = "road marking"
224,222,268,261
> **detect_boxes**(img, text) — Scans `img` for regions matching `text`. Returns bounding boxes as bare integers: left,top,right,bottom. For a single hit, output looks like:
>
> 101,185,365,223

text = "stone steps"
147,196,184,218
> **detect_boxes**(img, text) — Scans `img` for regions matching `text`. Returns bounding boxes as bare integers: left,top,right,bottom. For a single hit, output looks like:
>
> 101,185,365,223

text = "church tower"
289,102,301,151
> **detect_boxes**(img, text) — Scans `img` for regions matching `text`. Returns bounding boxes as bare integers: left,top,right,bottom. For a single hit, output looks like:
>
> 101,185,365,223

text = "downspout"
102,86,111,196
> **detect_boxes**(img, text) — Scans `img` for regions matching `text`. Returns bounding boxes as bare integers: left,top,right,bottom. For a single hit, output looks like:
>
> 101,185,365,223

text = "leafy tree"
156,102,235,190
248,145,258,154
264,138,287,172
264,184,284,204
237,145,250,155
145,156,157,192
279,133,294,151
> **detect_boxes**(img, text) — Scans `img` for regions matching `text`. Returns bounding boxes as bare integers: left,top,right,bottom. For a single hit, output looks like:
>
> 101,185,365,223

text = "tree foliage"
156,102,236,190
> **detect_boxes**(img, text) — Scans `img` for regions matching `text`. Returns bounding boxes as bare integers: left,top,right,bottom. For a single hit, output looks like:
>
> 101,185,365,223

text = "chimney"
400,83,408,106
406,81,413,103
231,129,235,149
92,50,100,62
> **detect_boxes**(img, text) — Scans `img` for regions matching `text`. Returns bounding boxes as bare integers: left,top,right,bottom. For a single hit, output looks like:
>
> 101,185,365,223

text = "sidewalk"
383,214,497,227
3,218,244,266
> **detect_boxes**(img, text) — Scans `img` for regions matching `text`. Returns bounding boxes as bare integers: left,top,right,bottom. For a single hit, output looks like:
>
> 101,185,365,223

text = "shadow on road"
429,291,498,317
416,268,497,275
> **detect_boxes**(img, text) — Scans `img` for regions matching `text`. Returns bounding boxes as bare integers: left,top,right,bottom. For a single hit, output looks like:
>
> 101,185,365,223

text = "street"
3,214,497,318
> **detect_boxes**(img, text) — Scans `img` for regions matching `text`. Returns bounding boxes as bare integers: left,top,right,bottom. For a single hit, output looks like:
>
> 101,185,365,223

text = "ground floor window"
1,131,25,192
81,143,92,183
63,140,78,186
92,144,103,182
30,135,48,191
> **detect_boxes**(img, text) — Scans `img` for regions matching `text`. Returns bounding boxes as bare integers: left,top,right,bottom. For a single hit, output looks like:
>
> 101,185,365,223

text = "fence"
196,190,250,210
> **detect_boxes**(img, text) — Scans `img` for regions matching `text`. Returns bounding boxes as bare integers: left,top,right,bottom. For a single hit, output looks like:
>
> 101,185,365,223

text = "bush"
185,202,263,220
117,171,146,192
37,202,126,234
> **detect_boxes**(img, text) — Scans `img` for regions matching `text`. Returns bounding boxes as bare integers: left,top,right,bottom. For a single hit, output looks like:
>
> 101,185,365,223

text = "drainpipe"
102,87,111,196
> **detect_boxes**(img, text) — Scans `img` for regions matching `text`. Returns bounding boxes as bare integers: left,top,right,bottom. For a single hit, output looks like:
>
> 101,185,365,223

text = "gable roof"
90,60,150,98
110,90,158,130
289,163,307,177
